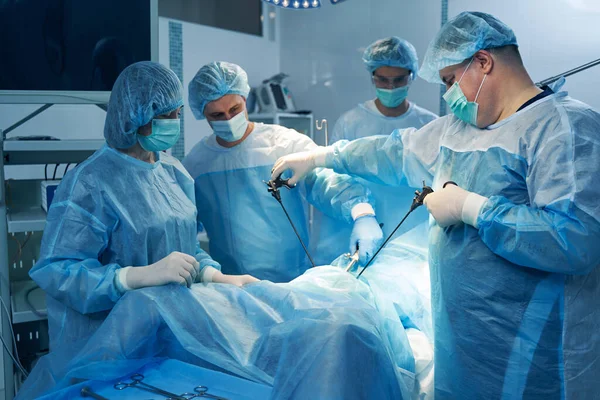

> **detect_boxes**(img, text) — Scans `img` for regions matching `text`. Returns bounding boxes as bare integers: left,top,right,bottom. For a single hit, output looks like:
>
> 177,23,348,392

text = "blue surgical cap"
104,61,183,149
362,37,419,77
419,11,518,84
188,62,251,120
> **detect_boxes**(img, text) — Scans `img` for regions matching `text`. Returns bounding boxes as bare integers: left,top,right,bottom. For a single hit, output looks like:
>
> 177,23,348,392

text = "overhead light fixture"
262,0,347,9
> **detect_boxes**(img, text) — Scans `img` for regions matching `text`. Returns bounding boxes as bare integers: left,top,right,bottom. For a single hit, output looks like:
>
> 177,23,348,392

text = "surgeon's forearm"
194,243,221,279
328,133,409,187
304,166,375,223
30,259,122,314
478,197,600,275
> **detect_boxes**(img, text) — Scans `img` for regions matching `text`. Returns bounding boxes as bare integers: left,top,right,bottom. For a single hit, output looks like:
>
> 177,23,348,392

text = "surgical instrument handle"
265,175,295,201
344,249,360,272
114,373,186,399
536,57,600,87
410,184,434,212
192,385,230,400
443,181,457,188
80,387,110,400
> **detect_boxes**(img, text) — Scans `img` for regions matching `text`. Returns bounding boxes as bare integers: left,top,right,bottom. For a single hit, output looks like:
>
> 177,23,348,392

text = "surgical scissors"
172,386,229,400
114,373,186,399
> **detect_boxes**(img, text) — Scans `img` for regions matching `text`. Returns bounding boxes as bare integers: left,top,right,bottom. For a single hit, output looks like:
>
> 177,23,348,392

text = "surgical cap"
188,61,251,120
419,11,518,84
104,61,184,149
362,37,419,77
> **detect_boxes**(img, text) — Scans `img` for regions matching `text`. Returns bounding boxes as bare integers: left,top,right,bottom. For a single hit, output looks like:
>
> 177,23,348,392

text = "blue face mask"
210,111,249,142
137,119,181,152
443,58,487,126
375,85,410,108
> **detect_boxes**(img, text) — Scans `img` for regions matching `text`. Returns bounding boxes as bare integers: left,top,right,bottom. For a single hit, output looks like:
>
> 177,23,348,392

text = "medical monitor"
0,0,158,104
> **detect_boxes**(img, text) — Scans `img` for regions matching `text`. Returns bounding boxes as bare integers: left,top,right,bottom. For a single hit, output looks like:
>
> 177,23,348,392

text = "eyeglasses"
372,74,411,89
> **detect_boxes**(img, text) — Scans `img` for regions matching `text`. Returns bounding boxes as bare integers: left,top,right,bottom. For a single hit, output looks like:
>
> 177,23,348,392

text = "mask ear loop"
474,74,487,102
457,57,487,102
457,57,475,85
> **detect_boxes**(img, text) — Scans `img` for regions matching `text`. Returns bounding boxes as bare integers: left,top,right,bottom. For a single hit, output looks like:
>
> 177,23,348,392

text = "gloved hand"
126,252,200,289
213,272,260,287
271,147,332,186
423,184,489,228
350,215,384,265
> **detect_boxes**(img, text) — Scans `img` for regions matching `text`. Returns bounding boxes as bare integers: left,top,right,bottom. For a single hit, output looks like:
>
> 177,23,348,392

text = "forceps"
344,249,360,273
173,386,229,400
114,373,186,399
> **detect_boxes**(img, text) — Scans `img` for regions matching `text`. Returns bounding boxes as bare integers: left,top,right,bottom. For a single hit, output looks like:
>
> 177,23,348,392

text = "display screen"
0,0,154,92
159,0,262,37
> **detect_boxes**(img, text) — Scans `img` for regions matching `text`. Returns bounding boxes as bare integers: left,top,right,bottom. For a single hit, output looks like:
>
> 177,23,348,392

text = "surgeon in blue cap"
332,36,437,144
317,37,438,260
183,61,383,282
30,61,258,353
271,12,600,399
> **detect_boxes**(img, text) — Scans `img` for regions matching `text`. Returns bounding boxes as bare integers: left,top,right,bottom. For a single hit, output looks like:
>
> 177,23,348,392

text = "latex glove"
126,252,199,289
350,215,384,265
271,147,331,186
213,272,260,287
423,184,489,228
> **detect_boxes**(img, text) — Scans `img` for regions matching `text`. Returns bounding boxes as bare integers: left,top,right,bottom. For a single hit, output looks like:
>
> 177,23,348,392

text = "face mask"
210,111,249,142
137,118,181,152
375,85,410,108
443,58,487,126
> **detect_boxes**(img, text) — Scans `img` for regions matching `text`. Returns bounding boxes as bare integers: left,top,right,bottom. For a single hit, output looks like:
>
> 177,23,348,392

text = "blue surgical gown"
315,101,438,263
30,145,219,352
182,123,372,282
327,92,600,399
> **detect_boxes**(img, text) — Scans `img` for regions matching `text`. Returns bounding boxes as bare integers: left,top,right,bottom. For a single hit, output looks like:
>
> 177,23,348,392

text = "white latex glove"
125,252,200,289
271,147,332,186
423,184,489,228
212,271,260,287
350,215,384,265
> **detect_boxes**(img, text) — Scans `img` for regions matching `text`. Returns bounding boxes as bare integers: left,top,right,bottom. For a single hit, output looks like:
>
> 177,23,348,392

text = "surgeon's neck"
216,121,255,148
375,98,409,117
494,69,542,124
119,142,156,164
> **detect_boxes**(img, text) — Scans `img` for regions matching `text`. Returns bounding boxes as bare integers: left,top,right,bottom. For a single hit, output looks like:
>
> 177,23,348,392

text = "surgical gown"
182,123,372,282
326,92,600,399
315,101,437,263
30,145,219,352
17,224,433,400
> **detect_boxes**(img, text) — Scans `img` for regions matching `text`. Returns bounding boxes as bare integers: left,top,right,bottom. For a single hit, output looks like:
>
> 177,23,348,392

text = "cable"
9,235,22,266
0,334,28,378
0,295,29,378
5,179,13,208
63,163,71,177
10,232,32,267
25,287,47,319
3,232,37,378
44,164,48,181
0,295,21,362
20,232,32,250
52,164,60,180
